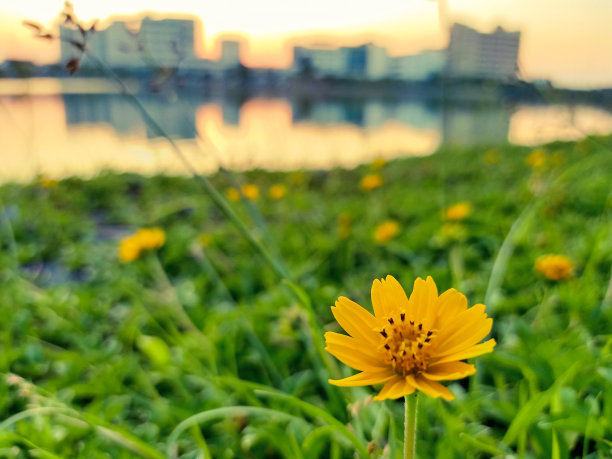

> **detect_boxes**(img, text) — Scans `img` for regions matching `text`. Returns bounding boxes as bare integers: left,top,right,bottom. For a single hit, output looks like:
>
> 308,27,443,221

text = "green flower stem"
404,393,418,459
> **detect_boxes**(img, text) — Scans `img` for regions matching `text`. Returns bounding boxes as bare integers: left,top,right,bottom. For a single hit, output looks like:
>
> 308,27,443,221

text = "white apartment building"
388,50,445,81
446,23,520,80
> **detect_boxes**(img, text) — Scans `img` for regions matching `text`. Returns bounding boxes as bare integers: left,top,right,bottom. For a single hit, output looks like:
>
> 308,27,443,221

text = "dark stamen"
388,318,394,325
384,344,390,350
409,320,414,325
400,313,405,321
418,342,423,349
424,338,431,343
427,331,433,336
418,323,423,331
380,330,388,338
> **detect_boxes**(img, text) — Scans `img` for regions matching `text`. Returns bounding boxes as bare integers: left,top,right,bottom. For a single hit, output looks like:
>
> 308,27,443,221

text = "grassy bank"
1,136,611,458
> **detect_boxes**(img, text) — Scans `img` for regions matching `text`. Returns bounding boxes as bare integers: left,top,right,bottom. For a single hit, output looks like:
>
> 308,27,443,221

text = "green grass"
1,135,611,458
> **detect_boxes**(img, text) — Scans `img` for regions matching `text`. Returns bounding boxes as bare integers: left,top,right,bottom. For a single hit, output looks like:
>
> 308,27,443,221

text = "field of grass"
1,136,611,458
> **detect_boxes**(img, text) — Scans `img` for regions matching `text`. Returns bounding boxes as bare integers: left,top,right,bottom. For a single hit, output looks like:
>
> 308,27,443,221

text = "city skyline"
1,0,612,89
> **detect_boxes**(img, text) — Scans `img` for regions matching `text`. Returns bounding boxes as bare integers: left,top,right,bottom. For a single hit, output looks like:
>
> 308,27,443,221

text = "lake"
1,78,611,182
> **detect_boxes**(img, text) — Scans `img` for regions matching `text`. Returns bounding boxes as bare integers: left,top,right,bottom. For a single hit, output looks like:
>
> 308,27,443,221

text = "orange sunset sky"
1,0,612,89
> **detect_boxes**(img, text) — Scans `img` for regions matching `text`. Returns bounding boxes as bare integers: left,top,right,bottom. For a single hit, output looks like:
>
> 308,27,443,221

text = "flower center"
377,313,438,376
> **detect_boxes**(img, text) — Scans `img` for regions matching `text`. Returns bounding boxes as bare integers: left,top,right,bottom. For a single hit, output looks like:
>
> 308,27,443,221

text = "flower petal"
324,332,382,362
371,275,410,319
434,304,488,353
423,361,476,381
325,332,387,371
407,374,455,401
432,339,496,365
436,317,493,358
329,368,397,387
409,276,438,322
432,288,468,329
331,297,379,347
373,375,415,401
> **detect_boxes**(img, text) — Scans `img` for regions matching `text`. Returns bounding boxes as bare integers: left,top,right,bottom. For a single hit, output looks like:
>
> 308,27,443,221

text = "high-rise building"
60,16,200,69
219,40,241,69
446,23,520,80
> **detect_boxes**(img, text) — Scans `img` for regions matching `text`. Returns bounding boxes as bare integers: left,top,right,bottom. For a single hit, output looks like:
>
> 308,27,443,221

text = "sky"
1,0,612,89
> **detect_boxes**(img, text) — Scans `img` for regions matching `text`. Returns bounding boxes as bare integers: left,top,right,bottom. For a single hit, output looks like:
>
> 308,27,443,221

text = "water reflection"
1,87,611,182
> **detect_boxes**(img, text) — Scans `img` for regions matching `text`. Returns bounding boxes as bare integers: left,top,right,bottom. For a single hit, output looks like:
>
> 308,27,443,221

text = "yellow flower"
370,157,387,171
360,174,383,192
535,254,573,281
118,228,165,262
444,202,472,221
268,184,287,200
118,237,141,263
374,220,399,244
136,228,166,250
227,188,241,202
525,149,547,168
241,184,259,200
325,275,495,401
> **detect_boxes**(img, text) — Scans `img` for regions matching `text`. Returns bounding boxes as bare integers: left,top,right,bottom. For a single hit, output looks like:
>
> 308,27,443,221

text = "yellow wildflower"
445,202,472,221
370,157,387,171
360,174,383,192
535,254,573,281
119,236,141,263
118,228,165,262
241,184,259,200
525,149,547,168
268,184,287,200
325,275,495,401
374,220,399,244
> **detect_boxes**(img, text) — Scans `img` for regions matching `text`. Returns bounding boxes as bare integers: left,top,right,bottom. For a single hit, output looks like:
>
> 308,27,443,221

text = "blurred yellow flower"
337,212,352,240
374,220,399,244
325,275,495,401
445,202,473,221
360,174,383,192
227,188,241,202
241,184,260,200
268,184,287,200
484,149,501,164
525,149,547,168
370,157,387,171
535,254,573,281
118,228,166,262
118,238,141,263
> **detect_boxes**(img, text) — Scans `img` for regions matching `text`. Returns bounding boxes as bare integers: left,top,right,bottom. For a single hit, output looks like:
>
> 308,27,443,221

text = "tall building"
60,16,200,69
446,23,520,80
219,40,241,69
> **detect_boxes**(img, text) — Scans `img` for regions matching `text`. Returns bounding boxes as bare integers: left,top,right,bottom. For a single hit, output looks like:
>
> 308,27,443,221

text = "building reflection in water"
2,90,610,181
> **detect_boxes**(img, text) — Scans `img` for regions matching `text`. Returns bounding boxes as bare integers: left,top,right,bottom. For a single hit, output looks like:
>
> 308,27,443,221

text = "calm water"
1,79,612,182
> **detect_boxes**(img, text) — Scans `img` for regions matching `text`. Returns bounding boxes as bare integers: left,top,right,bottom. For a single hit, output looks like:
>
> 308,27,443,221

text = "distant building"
219,40,242,69
60,16,204,70
388,50,445,81
446,23,520,80
293,43,388,80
